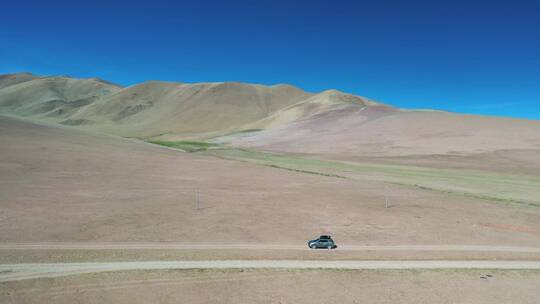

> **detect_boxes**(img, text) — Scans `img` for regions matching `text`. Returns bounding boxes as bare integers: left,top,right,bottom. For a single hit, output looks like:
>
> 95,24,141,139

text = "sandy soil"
2,269,539,304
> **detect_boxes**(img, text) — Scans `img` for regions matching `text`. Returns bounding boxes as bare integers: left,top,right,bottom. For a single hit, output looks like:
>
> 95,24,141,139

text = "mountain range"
1,72,539,159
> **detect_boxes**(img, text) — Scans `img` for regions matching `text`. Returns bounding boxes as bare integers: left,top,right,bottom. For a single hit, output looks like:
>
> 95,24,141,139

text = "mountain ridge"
0,73,386,138
1,72,539,158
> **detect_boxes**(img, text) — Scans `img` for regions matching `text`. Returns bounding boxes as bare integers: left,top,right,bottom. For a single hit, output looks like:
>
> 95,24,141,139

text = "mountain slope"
0,73,392,139
0,75,121,121
0,72,38,90
226,109,540,157
68,81,312,138
245,89,393,129
1,72,539,160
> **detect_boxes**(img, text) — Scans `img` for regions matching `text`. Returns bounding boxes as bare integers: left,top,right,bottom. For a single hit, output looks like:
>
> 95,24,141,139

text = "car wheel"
327,246,332,249
311,245,316,249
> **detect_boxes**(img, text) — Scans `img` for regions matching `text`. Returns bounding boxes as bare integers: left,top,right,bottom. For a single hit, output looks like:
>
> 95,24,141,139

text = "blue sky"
1,0,539,119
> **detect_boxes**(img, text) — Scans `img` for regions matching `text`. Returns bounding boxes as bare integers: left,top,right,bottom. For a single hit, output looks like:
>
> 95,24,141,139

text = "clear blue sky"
1,0,539,119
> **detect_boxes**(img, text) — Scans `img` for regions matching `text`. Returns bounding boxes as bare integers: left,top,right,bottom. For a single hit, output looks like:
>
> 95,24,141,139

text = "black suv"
308,235,337,249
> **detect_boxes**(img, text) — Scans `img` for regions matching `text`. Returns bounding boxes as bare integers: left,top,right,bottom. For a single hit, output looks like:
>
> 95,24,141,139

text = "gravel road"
1,260,540,282
2,243,540,252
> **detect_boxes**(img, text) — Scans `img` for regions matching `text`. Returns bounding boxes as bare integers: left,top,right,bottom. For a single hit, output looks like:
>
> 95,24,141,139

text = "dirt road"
2,260,540,282
2,242,540,252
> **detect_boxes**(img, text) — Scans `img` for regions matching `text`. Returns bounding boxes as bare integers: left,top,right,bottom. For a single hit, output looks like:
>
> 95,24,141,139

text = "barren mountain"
227,108,540,157
1,72,539,160
243,89,393,129
68,81,311,138
0,74,316,138
0,75,121,122
0,72,38,90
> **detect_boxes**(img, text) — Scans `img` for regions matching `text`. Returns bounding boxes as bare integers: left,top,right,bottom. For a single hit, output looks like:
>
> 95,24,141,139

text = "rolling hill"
227,107,540,157
0,75,121,122
0,72,38,89
67,81,312,138
1,72,539,161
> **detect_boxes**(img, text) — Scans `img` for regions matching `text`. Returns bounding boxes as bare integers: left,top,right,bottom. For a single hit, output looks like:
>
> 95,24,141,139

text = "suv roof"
319,235,332,239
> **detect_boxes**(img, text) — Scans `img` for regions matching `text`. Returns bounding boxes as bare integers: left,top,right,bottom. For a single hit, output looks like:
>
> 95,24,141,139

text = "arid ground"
1,115,540,302
2,269,540,304
2,115,539,247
